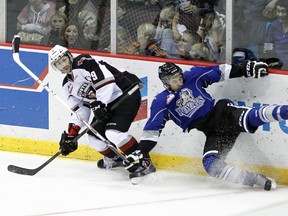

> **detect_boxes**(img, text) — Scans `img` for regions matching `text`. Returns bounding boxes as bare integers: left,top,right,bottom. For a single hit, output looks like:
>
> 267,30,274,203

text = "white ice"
1,151,288,216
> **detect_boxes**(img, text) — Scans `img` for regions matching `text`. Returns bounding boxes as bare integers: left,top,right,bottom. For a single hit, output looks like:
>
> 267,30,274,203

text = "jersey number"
90,71,98,82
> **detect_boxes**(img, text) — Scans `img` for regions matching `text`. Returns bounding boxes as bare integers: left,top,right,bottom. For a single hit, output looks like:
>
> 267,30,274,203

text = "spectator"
175,0,202,33
64,23,83,49
155,6,180,58
197,8,225,62
17,0,56,44
59,0,97,25
177,29,202,59
134,23,167,57
40,11,67,46
171,0,209,39
189,40,215,61
234,0,276,58
264,0,288,69
172,10,183,41
97,0,163,52
78,10,99,50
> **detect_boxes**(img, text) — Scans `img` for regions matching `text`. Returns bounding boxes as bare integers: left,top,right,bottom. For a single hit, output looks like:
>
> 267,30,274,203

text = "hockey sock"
99,145,117,158
202,151,269,188
119,136,139,155
247,105,288,128
202,151,240,182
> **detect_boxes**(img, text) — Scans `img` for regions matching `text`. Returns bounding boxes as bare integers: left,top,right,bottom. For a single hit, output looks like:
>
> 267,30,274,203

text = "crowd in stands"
7,0,288,69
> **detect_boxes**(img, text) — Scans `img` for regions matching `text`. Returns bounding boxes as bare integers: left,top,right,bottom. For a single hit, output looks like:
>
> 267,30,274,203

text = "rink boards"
1,44,288,185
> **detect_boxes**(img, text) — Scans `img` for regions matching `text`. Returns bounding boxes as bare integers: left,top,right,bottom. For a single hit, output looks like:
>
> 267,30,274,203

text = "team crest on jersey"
77,83,93,98
175,88,204,117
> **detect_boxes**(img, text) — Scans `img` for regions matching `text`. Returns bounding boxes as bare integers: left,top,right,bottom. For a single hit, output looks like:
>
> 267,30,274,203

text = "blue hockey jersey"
144,64,230,133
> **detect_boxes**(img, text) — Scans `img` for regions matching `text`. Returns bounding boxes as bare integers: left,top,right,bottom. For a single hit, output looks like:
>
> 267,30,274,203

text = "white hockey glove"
242,60,269,78
124,150,144,172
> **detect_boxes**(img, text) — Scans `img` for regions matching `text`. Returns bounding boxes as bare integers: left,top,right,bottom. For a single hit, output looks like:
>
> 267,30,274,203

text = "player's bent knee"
202,151,226,178
105,129,130,146
88,135,109,152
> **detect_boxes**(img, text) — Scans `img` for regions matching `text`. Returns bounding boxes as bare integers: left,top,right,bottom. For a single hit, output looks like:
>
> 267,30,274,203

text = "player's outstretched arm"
228,60,269,79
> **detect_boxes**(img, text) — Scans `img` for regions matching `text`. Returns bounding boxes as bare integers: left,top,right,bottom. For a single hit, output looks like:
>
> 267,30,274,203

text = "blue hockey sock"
248,105,288,128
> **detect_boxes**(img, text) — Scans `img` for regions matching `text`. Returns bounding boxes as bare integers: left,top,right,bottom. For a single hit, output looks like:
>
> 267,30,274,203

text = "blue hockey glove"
242,60,268,78
90,100,112,123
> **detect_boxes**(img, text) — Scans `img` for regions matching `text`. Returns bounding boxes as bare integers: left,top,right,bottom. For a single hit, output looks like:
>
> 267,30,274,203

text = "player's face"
54,55,71,74
168,74,183,91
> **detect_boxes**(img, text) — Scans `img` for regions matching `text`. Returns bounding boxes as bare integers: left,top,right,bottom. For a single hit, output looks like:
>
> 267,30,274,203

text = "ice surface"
0,151,287,216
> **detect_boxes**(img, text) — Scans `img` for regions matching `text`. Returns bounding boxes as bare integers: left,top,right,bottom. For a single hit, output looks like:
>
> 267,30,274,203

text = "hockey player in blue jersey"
124,61,288,190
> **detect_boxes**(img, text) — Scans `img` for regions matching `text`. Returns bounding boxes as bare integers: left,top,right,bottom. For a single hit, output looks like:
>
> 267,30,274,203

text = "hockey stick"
7,84,140,175
8,150,62,175
8,35,139,175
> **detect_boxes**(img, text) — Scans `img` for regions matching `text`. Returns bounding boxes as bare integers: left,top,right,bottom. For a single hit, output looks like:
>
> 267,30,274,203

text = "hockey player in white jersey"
124,61,288,190
49,45,142,169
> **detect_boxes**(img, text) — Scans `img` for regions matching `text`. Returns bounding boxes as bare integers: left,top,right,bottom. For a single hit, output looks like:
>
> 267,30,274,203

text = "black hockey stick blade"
12,35,20,54
7,150,62,176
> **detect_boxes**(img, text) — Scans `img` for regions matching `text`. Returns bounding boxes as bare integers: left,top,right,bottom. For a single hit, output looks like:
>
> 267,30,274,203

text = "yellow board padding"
1,136,288,185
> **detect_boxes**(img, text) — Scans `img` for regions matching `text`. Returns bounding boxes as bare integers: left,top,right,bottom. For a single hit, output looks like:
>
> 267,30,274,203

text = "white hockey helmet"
49,45,73,72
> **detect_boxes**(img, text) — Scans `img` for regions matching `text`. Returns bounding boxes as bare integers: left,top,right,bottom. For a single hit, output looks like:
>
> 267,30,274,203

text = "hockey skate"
129,158,156,185
97,156,123,170
244,172,277,191
253,174,277,191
